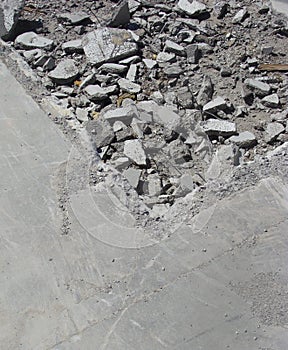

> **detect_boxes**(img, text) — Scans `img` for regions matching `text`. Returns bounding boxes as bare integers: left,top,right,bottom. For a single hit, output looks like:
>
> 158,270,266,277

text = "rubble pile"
5,0,288,224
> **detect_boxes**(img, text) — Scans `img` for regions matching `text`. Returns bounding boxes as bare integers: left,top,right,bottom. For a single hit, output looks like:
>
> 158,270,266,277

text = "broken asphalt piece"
48,59,79,85
82,28,138,66
15,32,54,50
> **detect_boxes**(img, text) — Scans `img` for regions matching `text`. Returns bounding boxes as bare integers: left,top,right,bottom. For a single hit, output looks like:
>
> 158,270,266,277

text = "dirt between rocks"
1,0,288,236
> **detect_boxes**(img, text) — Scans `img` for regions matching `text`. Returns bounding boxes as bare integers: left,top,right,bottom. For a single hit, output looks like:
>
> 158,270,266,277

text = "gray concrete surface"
0,59,288,349
271,0,288,16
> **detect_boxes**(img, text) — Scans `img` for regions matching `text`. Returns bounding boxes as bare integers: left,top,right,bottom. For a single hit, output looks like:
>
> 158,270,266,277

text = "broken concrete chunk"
62,39,83,53
197,75,213,106
15,32,54,50
232,7,248,24
213,1,229,19
186,44,199,64
48,59,79,85
84,85,110,101
156,52,176,64
118,78,141,93
126,64,137,81
203,96,228,114
153,105,180,127
265,122,285,143
100,63,127,74
147,174,162,196
123,168,141,188
177,0,208,17
0,0,24,39
86,118,115,148
124,139,147,166
103,106,137,125
165,40,185,56
229,131,257,148
82,28,138,65
109,0,130,27
166,139,192,164
23,49,43,63
163,64,183,78
201,119,236,137
58,12,90,25
180,174,195,192
176,87,194,109
244,78,271,96
143,59,157,69
261,93,279,108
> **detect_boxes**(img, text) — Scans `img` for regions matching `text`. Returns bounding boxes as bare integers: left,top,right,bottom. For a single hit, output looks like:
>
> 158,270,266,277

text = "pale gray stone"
156,52,176,64
229,131,257,148
62,39,83,53
201,119,237,136
86,118,115,148
100,63,127,74
76,108,89,122
232,7,248,23
177,0,207,16
103,106,138,125
84,85,110,101
261,93,279,108
23,49,43,63
82,28,138,65
15,32,54,50
0,0,24,39
123,168,141,188
143,59,157,69
245,78,271,96
124,139,147,165
265,122,285,143
48,59,79,85
197,76,213,106
58,12,90,25
147,174,162,197
118,78,141,93
165,40,185,56
203,96,227,114
126,64,137,81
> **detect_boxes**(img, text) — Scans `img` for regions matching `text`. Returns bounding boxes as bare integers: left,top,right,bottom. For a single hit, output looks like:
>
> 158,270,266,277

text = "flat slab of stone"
15,32,54,50
177,0,207,16
229,131,257,148
82,27,138,65
124,139,147,165
244,78,271,96
201,119,237,136
48,59,79,85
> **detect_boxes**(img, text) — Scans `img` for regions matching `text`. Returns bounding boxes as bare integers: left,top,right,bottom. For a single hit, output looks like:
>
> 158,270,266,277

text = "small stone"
265,122,285,143
176,86,194,108
62,39,83,53
58,12,90,25
197,75,213,106
113,120,126,132
76,108,89,122
177,0,208,17
15,32,53,50
244,78,271,96
84,85,110,101
163,64,183,78
203,96,228,114
201,119,237,136
82,28,138,66
43,57,56,71
86,119,115,148
23,49,42,63
126,64,137,81
103,106,137,125
214,1,229,19
100,63,128,74
229,131,257,148
118,78,141,93
143,59,157,69
124,139,147,166
232,7,248,24
186,44,199,64
261,93,279,108
153,105,180,127
123,168,141,188
48,59,79,85
156,52,176,64
261,46,273,55
147,174,162,196
109,0,130,27
180,173,195,192
165,40,185,56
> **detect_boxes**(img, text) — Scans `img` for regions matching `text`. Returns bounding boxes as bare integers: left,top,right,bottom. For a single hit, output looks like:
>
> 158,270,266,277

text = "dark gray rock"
109,1,130,28
86,118,115,148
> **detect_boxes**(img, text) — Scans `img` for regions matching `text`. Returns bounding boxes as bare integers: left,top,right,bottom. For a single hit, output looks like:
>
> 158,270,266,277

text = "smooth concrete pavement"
0,60,288,350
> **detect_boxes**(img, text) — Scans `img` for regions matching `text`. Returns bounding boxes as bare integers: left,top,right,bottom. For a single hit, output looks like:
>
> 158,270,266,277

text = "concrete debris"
123,168,141,188
197,75,213,106
265,122,285,143
82,28,138,65
124,139,147,165
261,93,280,108
232,7,248,24
84,85,112,101
156,52,176,65
201,119,237,137
118,78,141,93
15,32,54,50
102,105,137,125
143,59,157,69
177,0,208,17
244,78,271,96
101,63,127,74
109,0,130,28
0,0,24,39
86,118,115,148
62,39,83,53
229,131,257,149
165,40,185,56
48,59,79,84
203,96,228,114
58,12,90,25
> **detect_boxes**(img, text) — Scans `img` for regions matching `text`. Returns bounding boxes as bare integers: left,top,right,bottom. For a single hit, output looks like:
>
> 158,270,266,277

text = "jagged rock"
232,7,248,24
197,75,213,106
118,78,141,93
201,119,237,137
165,40,185,56
126,64,137,81
82,28,138,65
76,108,89,122
15,32,54,50
229,131,257,148
123,168,141,188
163,64,183,77
176,87,194,108
109,1,130,27
261,93,280,108
265,122,285,143
62,39,83,53
86,119,115,148
166,139,192,164
58,12,90,25
23,49,43,63
156,52,176,65
147,174,162,196
186,44,200,64
100,63,127,74
214,1,229,19
153,105,180,127
203,96,228,114
84,85,114,101
0,0,24,39
244,78,271,96
102,106,138,125
177,0,208,17
143,59,157,69
48,59,79,85
124,139,147,166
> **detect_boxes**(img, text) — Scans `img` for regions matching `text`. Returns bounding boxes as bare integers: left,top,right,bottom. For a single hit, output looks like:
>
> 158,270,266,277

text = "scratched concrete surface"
0,60,288,350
